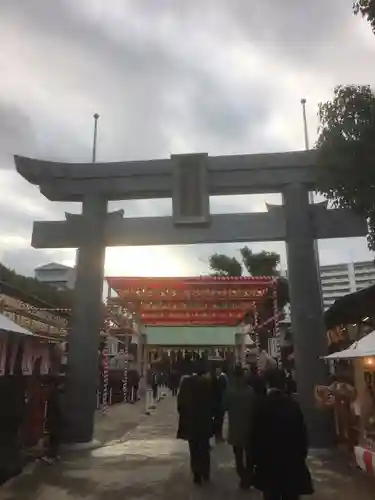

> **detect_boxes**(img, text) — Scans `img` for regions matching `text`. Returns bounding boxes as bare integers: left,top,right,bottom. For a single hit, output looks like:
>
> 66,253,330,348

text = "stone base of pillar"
309,448,334,456
61,439,101,452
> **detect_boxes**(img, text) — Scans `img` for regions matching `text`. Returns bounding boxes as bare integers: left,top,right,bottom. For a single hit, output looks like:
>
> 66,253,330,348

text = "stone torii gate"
15,150,367,448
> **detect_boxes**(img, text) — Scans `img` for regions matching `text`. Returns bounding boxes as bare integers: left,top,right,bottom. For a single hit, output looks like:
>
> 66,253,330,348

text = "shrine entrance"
106,275,277,373
15,150,367,448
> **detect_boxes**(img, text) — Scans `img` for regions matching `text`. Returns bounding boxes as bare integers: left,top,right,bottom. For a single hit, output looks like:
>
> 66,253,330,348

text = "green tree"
239,247,280,277
316,85,375,249
353,1,375,33
208,253,243,277
209,246,280,277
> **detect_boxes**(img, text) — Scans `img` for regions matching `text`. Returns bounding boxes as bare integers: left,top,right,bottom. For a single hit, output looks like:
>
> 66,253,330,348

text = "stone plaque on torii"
15,150,367,448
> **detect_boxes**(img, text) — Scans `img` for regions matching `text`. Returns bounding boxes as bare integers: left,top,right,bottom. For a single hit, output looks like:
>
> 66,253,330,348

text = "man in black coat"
252,369,314,500
210,366,227,442
177,364,214,485
247,363,267,396
127,369,140,403
169,369,179,396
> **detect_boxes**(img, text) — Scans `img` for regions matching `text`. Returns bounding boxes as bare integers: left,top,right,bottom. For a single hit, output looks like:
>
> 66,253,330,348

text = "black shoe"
193,474,202,485
202,475,210,484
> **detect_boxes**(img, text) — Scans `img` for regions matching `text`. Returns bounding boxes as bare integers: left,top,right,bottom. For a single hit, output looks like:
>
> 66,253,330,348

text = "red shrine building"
106,275,282,365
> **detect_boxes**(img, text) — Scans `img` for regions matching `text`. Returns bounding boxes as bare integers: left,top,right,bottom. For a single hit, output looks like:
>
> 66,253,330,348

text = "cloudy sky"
1,0,375,277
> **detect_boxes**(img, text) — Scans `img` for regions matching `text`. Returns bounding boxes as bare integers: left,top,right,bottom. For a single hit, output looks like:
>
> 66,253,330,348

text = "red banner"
114,287,267,302
125,301,256,312
107,276,270,302
143,319,239,326
140,309,244,324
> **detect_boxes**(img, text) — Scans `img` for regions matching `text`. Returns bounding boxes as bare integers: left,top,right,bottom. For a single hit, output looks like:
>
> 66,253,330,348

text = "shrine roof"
106,275,274,294
145,326,238,346
107,276,274,283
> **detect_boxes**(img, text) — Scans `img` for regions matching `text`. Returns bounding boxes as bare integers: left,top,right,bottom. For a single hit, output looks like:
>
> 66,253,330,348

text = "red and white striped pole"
101,335,109,415
123,335,129,403
253,305,261,373
273,279,282,368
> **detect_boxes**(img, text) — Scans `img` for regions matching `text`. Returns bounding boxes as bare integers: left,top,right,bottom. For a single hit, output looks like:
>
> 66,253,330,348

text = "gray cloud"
0,0,373,276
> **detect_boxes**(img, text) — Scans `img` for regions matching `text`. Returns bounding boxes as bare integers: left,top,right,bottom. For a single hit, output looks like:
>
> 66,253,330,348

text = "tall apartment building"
320,261,375,310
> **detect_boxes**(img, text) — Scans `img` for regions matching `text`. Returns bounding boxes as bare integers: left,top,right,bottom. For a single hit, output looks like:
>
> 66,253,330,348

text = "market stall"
324,331,375,475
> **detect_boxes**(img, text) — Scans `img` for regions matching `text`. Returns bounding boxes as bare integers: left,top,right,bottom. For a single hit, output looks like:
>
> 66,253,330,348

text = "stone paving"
0,396,374,499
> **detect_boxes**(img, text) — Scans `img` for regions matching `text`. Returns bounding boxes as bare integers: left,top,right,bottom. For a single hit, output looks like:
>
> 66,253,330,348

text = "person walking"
247,363,266,396
222,363,256,490
127,368,140,403
211,366,227,442
177,363,214,486
149,368,158,403
252,369,314,500
169,369,179,396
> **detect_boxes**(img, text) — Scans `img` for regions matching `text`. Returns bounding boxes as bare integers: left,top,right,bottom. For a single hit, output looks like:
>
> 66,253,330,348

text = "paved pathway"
0,396,374,499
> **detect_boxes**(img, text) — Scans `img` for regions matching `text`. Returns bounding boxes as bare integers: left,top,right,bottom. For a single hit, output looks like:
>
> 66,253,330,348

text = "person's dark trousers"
232,445,252,487
263,493,300,500
172,386,178,396
133,386,138,402
188,439,210,483
214,410,224,440
152,385,158,401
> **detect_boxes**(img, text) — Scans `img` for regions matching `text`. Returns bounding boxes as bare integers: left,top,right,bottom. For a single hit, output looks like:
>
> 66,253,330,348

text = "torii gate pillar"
64,197,107,444
284,183,333,447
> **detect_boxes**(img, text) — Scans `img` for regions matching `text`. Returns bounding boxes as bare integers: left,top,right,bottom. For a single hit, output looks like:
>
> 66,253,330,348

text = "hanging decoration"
123,340,130,403
141,309,246,325
22,340,33,375
101,336,109,415
253,307,261,373
0,335,7,376
107,276,269,302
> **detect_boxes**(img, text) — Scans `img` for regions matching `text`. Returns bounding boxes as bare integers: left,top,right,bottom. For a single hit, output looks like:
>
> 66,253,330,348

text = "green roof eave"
144,325,237,346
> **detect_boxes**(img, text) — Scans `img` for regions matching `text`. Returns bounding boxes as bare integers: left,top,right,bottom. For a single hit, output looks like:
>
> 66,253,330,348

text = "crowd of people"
176,362,313,500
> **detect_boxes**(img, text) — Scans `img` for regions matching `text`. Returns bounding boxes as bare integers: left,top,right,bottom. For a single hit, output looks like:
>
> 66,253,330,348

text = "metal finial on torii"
92,113,99,163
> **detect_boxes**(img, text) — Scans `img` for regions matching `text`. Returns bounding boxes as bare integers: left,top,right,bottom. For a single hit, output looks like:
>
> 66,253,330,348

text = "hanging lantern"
363,356,375,371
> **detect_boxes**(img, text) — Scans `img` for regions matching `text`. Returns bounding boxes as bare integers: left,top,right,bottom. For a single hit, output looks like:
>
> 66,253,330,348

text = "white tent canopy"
325,330,375,360
0,313,33,336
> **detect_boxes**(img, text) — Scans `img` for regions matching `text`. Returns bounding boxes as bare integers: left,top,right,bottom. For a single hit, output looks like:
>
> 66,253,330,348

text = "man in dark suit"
222,364,256,490
252,369,314,500
210,366,227,442
177,363,214,486
247,363,266,396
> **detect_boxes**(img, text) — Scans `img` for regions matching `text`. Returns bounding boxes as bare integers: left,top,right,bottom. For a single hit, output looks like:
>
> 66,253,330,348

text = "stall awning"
0,313,33,336
324,284,375,330
325,330,375,360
